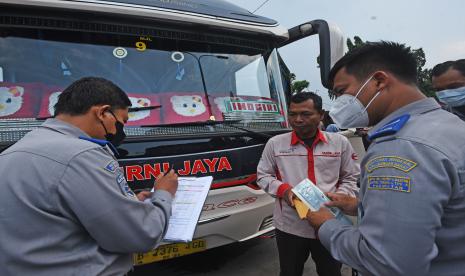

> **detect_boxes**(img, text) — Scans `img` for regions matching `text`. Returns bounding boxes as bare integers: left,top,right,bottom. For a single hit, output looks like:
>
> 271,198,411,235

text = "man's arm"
57,148,174,253
336,136,360,196
317,139,451,275
256,139,290,198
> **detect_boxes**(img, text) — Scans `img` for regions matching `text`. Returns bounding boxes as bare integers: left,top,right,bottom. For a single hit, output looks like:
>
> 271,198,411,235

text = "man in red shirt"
257,92,360,276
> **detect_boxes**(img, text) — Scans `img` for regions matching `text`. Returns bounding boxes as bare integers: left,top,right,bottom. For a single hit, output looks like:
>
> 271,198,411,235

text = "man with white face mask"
432,59,465,121
305,42,465,276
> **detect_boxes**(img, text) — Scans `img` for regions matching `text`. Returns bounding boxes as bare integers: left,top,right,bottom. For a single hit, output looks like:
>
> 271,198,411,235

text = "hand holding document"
163,176,212,242
293,198,309,219
292,178,352,225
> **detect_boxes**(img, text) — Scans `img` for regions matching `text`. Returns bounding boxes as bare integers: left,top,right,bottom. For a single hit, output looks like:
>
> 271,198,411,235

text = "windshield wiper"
35,116,53,120
140,120,273,139
129,105,162,112
140,119,241,128
226,123,273,139
34,105,162,121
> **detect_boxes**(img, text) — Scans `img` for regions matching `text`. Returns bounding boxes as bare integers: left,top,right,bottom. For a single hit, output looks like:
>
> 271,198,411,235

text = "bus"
0,0,355,266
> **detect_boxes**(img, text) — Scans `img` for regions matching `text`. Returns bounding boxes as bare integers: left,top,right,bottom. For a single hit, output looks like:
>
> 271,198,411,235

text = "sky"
226,0,465,108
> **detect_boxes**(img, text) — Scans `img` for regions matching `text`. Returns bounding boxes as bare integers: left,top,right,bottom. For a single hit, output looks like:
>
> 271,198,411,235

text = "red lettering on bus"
177,161,191,176
191,159,207,174
217,157,232,172
204,158,219,173
142,163,170,179
143,163,161,179
126,165,144,181
218,200,238,208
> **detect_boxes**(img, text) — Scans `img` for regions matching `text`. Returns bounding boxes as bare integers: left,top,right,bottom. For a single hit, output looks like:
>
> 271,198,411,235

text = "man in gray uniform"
306,42,465,275
0,77,178,275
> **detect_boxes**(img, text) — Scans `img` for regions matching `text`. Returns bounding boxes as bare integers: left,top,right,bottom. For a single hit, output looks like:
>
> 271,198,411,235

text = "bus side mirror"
280,20,345,89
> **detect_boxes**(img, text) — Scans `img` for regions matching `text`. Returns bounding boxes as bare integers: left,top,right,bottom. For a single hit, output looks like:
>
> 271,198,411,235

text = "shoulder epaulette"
368,114,410,141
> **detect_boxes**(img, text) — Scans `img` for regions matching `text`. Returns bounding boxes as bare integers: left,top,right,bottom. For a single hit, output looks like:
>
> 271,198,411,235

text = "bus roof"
1,0,288,42
104,0,278,25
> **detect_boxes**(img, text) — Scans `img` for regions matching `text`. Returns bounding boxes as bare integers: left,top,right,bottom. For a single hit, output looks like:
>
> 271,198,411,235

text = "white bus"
0,0,352,266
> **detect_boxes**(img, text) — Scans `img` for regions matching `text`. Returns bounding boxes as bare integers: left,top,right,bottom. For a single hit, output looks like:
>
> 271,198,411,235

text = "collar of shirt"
290,128,328,147
40,118,91,139
40,118,119,157
368,98,441,137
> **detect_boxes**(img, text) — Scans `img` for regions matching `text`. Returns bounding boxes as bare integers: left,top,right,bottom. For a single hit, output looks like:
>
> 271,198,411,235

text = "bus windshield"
0,27,287,131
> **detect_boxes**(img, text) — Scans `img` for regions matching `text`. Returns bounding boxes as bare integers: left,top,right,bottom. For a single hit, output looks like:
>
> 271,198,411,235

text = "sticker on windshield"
48,91,62,116
113,47,128,59
171,51,185,63
135,41,146,52
128,96,151,121
0,86,24,117
226,100,279,114
214,96,243,113
171,95,206,117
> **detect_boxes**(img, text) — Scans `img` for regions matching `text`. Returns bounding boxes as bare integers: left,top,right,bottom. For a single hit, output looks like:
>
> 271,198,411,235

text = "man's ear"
94,105,111,121
372,71,390,91
319,110,325,121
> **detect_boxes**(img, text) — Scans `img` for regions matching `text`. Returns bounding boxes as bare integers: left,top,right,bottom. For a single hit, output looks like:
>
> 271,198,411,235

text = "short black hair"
329,41,418,88
54,77,131,116
289,92,323,112
432,59,465,77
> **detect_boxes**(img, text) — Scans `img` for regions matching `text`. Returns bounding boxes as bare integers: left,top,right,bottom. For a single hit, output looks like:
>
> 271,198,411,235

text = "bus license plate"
133,239,207,265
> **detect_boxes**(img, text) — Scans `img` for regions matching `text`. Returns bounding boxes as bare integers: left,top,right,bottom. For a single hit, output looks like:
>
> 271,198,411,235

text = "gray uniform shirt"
319,98,465,276
0,119,172,276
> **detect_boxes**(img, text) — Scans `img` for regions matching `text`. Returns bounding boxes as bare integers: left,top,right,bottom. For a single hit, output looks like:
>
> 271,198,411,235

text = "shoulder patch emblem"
116,173,125,184
366,156,417,173
116,173,137,199
368,176,411,193
104,160,118,173
368,114,410,141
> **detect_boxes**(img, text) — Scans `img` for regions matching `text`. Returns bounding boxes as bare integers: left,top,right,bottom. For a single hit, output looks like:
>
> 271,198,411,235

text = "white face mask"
436,87,465,107
329,75,381,128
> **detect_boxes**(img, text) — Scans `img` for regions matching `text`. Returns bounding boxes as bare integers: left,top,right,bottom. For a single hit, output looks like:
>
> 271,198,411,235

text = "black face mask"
101,110,126,146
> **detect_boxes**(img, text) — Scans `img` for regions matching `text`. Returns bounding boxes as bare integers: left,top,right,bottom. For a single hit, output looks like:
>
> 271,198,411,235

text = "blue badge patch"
116,173,125,184
368,176,411,193
368,114,410,141
116,173,136,198
124,186,136,198
366,156,417,173
104,161,118,173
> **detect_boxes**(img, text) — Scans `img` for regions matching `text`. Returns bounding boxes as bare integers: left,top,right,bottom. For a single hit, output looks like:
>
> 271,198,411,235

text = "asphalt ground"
129,236,352,276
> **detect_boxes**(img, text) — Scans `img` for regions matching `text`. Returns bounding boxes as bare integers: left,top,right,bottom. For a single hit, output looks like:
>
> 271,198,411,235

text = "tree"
290,72,310,93
412,48,435,97
343,36,435,97
292,80,310,93
346,35,365,51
